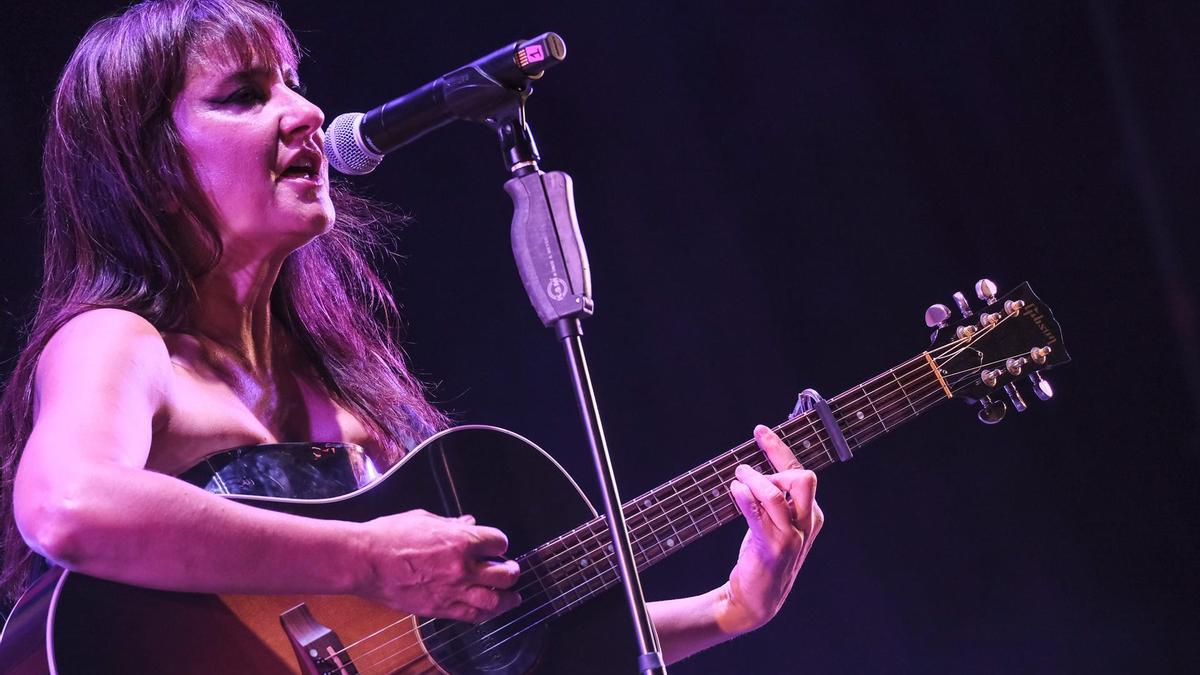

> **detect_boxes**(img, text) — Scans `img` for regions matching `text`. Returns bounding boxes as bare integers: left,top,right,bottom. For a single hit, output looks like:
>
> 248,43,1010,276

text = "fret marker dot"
856,411,865,420
665,538,675,547
711,488,721,498
606,544,614,553
803,440,812,449
643,499,653,507
580,558,590,567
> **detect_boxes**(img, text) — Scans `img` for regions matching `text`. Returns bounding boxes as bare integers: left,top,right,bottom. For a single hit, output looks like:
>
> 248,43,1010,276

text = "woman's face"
171,50,335,258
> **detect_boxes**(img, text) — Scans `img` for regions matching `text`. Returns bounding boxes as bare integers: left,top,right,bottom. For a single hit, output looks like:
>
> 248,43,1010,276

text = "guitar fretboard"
516,352,951,617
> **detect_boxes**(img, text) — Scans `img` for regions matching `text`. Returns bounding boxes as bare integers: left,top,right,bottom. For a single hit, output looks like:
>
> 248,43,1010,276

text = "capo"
790,388,853,462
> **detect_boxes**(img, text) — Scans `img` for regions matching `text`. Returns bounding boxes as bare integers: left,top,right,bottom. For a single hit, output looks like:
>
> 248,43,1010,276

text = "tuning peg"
977,396,1007,424
981,368,1004,389
975,278,998,305
1028,372,1054,401
1003,383,1027,412
952,291,973,318
925,303,952,328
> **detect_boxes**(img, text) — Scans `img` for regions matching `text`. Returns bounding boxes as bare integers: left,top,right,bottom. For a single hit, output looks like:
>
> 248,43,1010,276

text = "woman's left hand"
720,424,824,633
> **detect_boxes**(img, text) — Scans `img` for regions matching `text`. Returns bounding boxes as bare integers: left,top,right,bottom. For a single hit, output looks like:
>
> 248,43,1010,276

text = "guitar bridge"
280,603,359,675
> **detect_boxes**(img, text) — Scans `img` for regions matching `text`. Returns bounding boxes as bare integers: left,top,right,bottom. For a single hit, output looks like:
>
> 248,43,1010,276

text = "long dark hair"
0,0,448,604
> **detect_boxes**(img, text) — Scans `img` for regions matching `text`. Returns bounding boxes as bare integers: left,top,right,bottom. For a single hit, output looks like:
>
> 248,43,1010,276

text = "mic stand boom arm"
483,90,668,674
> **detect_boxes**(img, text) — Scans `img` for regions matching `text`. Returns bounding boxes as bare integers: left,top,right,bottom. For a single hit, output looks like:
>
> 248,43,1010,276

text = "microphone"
325,32,566,175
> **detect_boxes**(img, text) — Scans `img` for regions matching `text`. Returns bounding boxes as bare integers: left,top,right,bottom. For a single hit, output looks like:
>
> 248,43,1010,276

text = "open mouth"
279,151,323,182
280,164,318,181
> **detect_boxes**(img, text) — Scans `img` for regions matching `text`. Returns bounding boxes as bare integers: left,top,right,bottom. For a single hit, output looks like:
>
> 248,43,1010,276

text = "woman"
0,0,822,667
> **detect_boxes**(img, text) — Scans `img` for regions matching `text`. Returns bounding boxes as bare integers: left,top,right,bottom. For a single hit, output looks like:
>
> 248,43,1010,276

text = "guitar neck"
518,351,953,616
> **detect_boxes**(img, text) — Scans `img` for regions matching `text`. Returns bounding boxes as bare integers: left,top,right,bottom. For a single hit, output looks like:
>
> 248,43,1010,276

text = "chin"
264,214,333,253
296,213,336,242
291,199,336,234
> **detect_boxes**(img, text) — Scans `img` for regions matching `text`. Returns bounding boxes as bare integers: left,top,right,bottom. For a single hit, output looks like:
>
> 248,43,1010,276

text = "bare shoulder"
36,308,173,417
41,308,169,367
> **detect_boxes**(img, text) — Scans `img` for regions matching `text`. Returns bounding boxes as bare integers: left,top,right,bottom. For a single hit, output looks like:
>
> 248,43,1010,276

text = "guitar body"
0,426,638,674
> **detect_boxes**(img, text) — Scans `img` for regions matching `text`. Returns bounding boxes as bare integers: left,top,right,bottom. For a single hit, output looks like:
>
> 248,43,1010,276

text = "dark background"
3,1,1198,672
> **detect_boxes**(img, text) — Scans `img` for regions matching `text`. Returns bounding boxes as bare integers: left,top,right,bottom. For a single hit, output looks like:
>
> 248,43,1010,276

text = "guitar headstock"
924,279,1070,424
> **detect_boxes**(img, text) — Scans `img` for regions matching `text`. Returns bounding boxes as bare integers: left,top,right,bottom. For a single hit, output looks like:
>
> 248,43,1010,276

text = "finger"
446,601,491,624
462,585,522,614
474,559,521,588
754,424,803,473
729,478,771,540
735,464,792,533
466,525,510,557
768,469,819,534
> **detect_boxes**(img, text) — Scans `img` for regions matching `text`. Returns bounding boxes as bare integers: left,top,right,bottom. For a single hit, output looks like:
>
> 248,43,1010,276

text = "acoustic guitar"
0,280,1068,674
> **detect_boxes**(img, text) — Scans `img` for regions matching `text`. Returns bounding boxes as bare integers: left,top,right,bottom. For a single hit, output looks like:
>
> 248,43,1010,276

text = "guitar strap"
791,388,853,463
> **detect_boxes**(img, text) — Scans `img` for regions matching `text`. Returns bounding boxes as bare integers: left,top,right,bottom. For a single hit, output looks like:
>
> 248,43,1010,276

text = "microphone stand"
479,90,668,674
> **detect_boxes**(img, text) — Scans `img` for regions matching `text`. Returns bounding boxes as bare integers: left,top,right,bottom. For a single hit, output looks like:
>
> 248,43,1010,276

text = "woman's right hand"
357,509,521,622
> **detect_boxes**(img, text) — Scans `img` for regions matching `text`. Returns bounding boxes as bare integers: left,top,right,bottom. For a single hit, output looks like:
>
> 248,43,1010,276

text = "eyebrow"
213,64,300,88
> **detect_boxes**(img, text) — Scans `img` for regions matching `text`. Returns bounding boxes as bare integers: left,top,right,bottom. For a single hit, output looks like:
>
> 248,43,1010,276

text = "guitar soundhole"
419,614,546,674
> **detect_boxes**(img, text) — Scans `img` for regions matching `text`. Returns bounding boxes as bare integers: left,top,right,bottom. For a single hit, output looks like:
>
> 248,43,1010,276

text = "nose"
279,86,325,143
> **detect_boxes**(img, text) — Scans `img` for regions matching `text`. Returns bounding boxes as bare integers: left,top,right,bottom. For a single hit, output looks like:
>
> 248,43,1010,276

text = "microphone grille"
324,113,384,175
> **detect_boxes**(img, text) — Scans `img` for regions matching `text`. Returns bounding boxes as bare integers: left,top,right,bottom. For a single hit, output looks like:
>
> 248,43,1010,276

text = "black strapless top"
26,443,382,585
177,442,379,499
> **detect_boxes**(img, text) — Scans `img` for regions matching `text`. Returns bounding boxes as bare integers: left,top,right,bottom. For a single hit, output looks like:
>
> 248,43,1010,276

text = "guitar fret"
661,483,687,548
860,385,889,431
548,532,575,608
569,528,590,605
633,520,653,566
631,494,659,562
834,394,882,449
889,367,920,415
689,470,723,533
812,432,835,466
648,509,675,558
573,524,595,598
667,479,701,540
791,419,835,466
521,548,559,613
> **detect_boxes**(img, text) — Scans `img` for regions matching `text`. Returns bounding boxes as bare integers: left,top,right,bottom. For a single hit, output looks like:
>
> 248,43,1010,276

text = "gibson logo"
1023,303,1058,346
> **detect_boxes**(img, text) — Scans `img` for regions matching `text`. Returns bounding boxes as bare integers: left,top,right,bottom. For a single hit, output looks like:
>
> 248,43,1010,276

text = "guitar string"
327,437,835,675
941,352,1040,380
314,406,854,667
412,371,985,674
348,374,975,675
323,320,997,666
352,369,983,675
321,340,990,673
324,330,1006,675
411,335,1011,669
318,351,944,669
341,372,969,675
325,318,1001,668
323,321,1018,672
332,380,933,675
